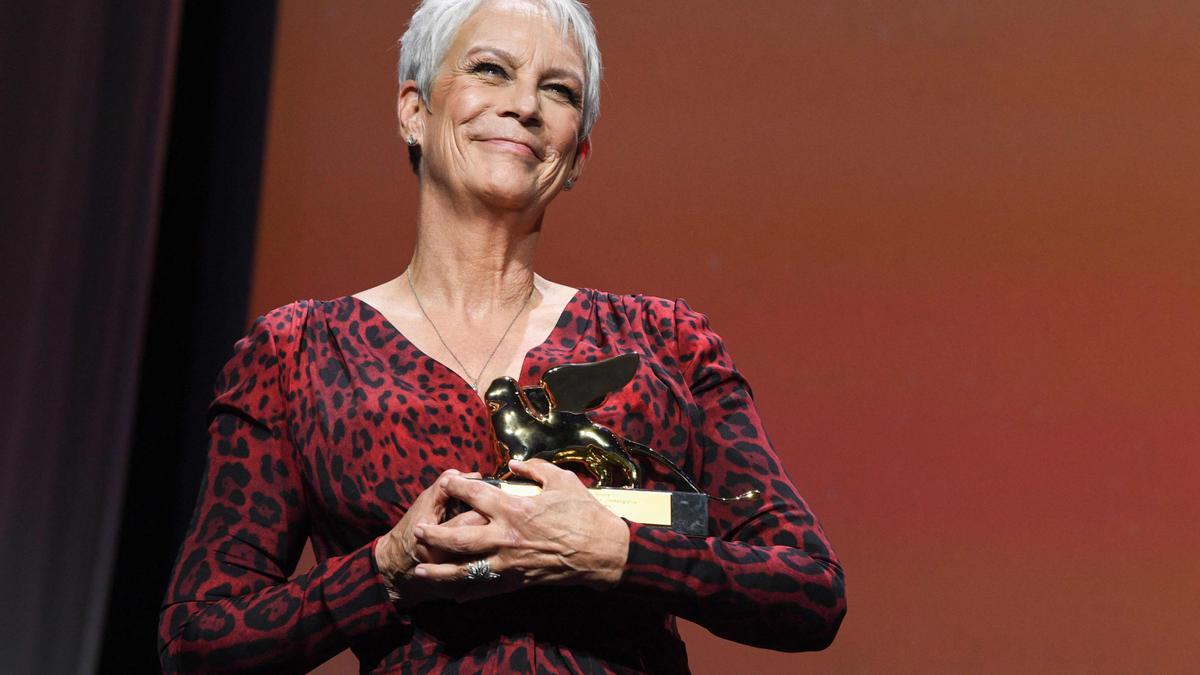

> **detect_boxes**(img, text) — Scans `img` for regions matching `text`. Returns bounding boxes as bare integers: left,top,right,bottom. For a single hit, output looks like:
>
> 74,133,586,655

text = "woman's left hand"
411,458,630,600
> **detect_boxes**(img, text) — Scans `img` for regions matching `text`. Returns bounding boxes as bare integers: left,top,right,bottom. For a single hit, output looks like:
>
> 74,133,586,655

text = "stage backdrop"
247,1,1199,672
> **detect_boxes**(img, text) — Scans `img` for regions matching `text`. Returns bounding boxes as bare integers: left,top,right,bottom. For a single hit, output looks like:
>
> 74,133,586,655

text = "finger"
414,469,463,522
413,560,502,585
416,521,503,556
420,468,463,505
440,474,506,516
413,561,464,582
414,559,504,589
508,458,578,490
442,509,489,528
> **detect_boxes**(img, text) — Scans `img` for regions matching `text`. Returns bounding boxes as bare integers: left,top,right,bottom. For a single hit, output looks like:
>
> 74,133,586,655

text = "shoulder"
253,299,315,336
210,301,310,418
583,289,720,366
234,299,326,355
226,298,356,373
584,290,737,390
585,289,711,336
246,296,380,340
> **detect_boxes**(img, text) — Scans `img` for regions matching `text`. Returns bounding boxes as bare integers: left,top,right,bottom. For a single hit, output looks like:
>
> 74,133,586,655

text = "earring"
405,135,417,146
563,178,575,191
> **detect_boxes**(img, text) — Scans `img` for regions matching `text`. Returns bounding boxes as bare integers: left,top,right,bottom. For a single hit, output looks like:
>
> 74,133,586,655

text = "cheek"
544,110,582,158
444,85,492,127
546,137,579,167
424,94,482,169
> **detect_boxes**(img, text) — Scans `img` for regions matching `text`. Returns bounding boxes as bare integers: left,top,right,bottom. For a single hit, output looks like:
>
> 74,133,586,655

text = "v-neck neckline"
341,287,591,395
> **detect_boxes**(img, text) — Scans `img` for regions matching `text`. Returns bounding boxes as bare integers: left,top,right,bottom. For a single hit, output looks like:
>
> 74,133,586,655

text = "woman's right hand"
373,469,487,605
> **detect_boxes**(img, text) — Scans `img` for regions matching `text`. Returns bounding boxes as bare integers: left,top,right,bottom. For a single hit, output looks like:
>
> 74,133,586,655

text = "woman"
159,0,845,672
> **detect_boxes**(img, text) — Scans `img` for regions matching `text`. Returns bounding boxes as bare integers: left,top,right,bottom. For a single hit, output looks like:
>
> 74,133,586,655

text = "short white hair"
398,0,602,140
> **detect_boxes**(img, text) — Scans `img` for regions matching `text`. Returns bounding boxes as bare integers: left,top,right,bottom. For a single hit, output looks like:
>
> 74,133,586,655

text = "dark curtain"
0,1,183,672
99,2,278,672
0,1,277,673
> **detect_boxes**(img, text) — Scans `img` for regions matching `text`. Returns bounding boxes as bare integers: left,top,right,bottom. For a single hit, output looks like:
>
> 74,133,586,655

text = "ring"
463,559,500,582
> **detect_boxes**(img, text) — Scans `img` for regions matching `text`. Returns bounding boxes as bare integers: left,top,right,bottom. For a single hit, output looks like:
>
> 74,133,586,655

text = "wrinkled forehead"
446,0,584,71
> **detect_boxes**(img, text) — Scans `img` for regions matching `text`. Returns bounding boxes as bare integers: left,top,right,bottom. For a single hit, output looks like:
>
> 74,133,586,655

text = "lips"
479,136,542,160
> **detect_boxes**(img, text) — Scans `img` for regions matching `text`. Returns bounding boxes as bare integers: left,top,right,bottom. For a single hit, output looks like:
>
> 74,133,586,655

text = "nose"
499,78,541,126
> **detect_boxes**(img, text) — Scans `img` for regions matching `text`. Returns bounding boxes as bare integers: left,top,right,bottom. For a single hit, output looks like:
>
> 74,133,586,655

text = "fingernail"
414,526,424,538
509,459,522,466
414,566,428,577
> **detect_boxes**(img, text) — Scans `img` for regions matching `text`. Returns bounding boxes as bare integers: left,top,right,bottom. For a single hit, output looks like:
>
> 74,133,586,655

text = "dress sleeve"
615,299,847,652
158,308,402,673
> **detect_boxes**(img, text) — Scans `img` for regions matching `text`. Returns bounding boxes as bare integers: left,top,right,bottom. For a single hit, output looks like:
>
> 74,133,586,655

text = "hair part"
398,0,602,172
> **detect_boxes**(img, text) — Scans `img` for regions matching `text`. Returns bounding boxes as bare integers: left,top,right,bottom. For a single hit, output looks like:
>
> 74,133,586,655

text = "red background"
249,1,1200,672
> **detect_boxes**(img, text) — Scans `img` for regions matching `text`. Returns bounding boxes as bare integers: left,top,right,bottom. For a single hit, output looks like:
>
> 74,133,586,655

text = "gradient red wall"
249,1,1200,672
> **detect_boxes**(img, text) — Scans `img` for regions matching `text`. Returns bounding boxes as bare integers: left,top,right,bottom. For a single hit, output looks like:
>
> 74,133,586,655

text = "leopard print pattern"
158,289,846,673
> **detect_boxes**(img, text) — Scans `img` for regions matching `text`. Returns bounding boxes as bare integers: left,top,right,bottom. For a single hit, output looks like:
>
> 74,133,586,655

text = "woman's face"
406,0,588,212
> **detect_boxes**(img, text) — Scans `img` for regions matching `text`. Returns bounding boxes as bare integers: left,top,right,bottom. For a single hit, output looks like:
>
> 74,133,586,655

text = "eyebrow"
465,45,583,86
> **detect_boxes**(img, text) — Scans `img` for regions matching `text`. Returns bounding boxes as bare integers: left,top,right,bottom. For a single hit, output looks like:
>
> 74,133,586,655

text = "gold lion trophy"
478,353,758,535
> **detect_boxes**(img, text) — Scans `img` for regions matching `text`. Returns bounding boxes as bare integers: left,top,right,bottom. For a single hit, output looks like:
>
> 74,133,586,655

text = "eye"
471,61,508,79
545,83,580,106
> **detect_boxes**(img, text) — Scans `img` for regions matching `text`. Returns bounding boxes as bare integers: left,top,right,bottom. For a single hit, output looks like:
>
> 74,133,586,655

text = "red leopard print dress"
159,289,846,673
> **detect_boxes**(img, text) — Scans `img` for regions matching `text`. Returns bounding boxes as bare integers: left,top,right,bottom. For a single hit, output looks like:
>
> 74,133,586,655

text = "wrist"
373,535,415,603
589,513,631,589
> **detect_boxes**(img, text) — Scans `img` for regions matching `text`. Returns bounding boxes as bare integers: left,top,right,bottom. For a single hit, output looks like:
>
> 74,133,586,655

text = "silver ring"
463,559,499,582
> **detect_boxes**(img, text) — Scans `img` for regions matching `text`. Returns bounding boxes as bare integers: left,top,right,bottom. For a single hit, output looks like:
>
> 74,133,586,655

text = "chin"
469,173,546,212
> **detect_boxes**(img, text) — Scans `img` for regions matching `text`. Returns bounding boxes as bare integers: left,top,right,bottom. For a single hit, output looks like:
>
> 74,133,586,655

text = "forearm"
617,522,845,652
159,542,401,674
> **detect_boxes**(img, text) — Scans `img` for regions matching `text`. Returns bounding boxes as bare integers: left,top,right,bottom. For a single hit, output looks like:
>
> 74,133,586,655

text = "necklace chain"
406,268,534,391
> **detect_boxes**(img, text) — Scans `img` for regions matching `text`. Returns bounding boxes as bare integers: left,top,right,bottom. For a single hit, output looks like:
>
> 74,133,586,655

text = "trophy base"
477,479,708,536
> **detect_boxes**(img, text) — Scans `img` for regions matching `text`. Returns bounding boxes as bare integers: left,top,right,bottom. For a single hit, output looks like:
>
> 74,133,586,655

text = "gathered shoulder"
586,289,710,338
248,299,317,340
223,300,322,382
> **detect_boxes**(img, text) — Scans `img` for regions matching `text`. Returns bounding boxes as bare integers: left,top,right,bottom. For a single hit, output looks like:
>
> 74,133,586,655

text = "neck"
407,183,544,316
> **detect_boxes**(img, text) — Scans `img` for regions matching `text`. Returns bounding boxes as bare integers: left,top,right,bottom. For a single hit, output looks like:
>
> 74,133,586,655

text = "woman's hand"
373,468,487,604
411,459,630,600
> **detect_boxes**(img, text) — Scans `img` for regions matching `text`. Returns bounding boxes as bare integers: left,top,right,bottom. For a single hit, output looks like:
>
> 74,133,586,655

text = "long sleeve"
615,299,846,652
158,308,401,673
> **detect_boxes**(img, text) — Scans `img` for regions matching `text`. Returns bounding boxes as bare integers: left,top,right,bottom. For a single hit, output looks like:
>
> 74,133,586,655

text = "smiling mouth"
481,138,540,159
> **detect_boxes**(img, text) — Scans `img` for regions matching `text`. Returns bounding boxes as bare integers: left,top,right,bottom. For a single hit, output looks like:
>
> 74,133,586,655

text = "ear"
567,136,591,184
397,79,425,142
